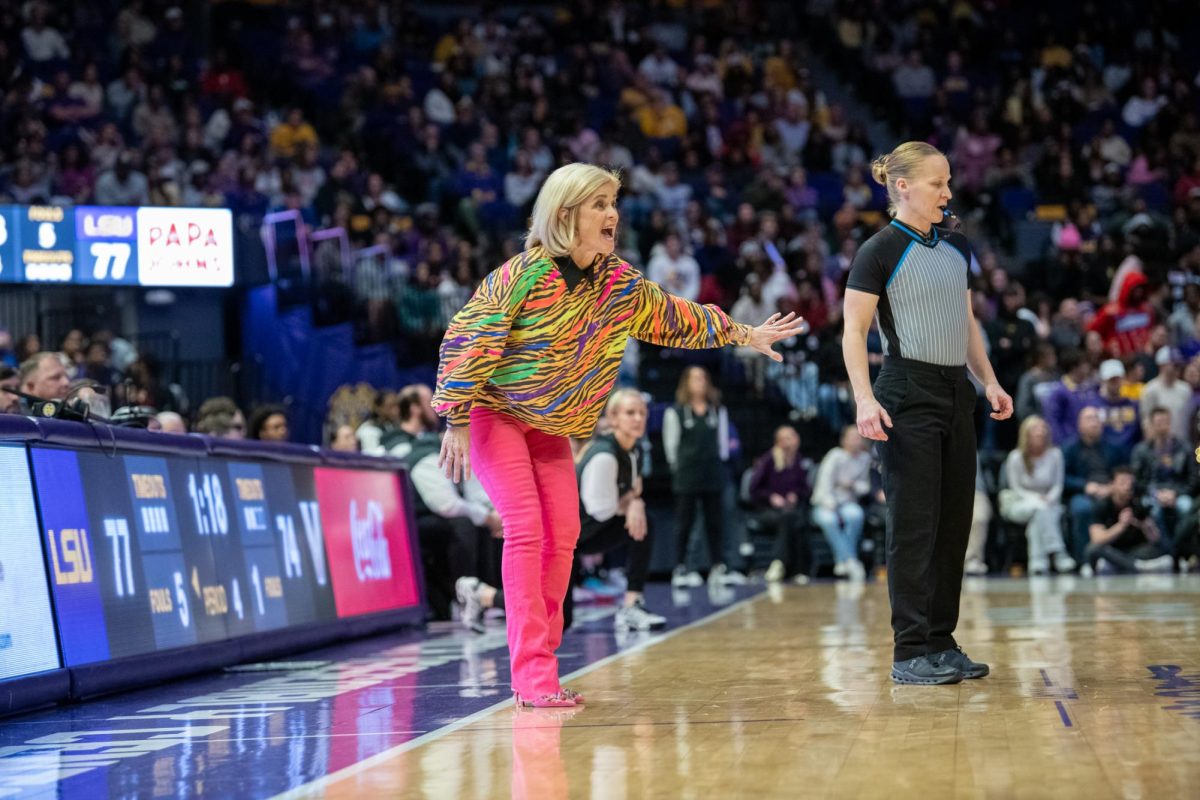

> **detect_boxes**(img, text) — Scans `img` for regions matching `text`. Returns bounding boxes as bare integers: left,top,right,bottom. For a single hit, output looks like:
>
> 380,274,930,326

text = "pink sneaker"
514,691,576,708
560,688,585,705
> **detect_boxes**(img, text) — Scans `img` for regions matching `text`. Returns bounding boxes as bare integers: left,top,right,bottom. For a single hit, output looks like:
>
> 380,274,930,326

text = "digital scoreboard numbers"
0,445,60,679
74,206,138,285
19,205,75,283
224,463,289,633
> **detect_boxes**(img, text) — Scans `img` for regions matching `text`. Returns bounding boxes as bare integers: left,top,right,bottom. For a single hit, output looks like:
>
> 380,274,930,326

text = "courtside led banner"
29,447,415,668
0,445,61,678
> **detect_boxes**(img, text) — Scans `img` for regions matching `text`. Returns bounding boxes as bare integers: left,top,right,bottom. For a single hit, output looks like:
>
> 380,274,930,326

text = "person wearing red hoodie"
1088,271,1154,357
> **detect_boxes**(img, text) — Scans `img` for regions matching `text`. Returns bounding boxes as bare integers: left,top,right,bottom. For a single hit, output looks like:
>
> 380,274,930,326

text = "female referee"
842,141,1013,685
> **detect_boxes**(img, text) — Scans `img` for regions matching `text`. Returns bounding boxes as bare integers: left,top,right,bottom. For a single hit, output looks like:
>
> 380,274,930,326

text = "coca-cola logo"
349,500,391,582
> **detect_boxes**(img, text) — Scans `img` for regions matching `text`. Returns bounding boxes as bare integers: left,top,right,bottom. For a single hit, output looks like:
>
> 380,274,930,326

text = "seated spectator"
155,411,187,434
19,353,70,401
328,423,359,452
1088,272,1154,358
1041,348,1097,444
748,424,812,584
0,367,19,413
381,384,438,457
94,151,150,206
1096,359,1141,462
999,416,1074,575
964,453,992,576
811,425,871,580
248,404,289,442
1140,347,1193,444
1131,406,1195,543
194,397,246,439
355,390,401,455
0,330,16,368
1084,467,1174,575
1063,406,1122,561
1016,342,1060,422
646,232,700,302
399,399,501,623
269,107,318,160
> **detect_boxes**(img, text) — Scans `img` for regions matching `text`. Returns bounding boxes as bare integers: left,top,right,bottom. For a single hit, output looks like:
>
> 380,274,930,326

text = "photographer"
1131,406,1195,543
1084,466,1175,575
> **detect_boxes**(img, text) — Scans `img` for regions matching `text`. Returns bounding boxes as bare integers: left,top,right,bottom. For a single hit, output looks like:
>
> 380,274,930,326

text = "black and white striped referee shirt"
845,219,973,367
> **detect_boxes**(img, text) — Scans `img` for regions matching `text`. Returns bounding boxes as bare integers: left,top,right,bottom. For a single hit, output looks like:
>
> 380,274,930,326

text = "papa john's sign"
135,207,234,287
312,468,420,617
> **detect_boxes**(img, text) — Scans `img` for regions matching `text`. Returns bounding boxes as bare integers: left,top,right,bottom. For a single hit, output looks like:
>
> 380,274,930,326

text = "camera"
1130,496,1152,522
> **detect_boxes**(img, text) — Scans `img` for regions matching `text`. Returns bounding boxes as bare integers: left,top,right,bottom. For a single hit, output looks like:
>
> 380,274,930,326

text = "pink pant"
470,407,580,697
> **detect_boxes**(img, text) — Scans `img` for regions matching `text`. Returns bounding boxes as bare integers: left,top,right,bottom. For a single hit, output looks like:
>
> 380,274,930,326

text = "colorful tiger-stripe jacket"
432,247,754,438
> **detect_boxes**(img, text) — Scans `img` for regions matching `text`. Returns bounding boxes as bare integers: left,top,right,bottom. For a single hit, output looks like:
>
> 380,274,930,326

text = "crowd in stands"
2,0,1200,597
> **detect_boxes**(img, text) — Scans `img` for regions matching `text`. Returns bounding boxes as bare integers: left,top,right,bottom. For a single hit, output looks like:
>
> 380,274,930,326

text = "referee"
842,141,1013,685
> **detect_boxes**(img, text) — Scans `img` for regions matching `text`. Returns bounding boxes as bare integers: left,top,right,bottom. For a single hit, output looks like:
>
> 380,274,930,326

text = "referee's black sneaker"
931,646,989,679
891,654,962,685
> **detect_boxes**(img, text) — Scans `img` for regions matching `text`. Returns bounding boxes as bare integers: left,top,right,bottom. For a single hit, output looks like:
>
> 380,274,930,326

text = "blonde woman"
434,163,805,707
843,140,1013,685
1000,415,1075,575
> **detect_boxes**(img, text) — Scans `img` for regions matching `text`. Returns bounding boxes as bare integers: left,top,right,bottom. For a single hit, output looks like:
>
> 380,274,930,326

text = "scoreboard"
24,445,419,669
0,204,234,287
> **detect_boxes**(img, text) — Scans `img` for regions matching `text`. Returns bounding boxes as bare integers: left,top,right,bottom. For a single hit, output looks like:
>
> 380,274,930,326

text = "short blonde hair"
870,141,945,217
605,387,647,418
525,162,621,255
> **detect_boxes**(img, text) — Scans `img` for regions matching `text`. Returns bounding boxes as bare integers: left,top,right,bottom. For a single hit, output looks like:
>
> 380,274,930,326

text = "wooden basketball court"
277,575,1200,799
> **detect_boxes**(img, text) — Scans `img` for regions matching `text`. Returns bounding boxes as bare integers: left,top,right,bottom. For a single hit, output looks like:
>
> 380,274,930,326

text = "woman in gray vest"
843,141,1013,685
663,365,744,587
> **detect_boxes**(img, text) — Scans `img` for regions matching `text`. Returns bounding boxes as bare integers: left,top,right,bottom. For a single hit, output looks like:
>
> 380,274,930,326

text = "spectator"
964,454,992,576
19,353,69,401
155,411,187,434
1084,467,1174,575
355,390,402,455
999,416,1074,575
1131,406,1195,544
811,425,871,581
1042,348,1099,444
399,397,501,622
0,367,19,413
94,152,150,206
0,331,15,368
1140,347,1193,444
646,232,700,302
248,405,290,442
270,107,319,160
1063,406,1123,562
1095,359,1141,462
748,425,812,584
1088,271,1155,358
329,423,359,452
193,397,246,439
1016,342,1061,422
21,5,69,64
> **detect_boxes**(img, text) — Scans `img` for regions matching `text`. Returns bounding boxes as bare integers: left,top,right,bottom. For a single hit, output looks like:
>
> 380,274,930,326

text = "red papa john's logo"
147,223,222,251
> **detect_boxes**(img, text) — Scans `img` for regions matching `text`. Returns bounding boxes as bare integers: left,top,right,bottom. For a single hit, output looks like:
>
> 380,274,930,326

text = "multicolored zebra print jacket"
432,246,753,438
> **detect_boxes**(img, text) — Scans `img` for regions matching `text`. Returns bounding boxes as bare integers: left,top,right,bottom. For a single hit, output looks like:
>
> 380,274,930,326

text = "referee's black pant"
874,357,977,663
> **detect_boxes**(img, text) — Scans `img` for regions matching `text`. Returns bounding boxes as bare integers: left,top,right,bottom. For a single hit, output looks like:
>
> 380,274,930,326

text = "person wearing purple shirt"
1094,359,1141,462
1041,348,1100,445
748,425,812,584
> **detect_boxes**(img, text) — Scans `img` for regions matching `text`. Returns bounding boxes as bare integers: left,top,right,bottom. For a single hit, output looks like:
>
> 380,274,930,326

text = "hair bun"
870,155,889,186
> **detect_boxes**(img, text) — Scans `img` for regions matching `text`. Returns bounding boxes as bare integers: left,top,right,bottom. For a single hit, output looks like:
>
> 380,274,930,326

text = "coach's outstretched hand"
439,424,472,482
748,312,809,362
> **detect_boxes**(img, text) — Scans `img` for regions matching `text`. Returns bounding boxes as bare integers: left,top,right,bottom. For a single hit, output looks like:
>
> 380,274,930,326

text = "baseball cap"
1098,359,1125,381
1155,346,1179,366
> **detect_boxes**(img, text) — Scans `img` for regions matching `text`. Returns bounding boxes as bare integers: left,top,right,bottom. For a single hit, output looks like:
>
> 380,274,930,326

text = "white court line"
271,590,765,799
